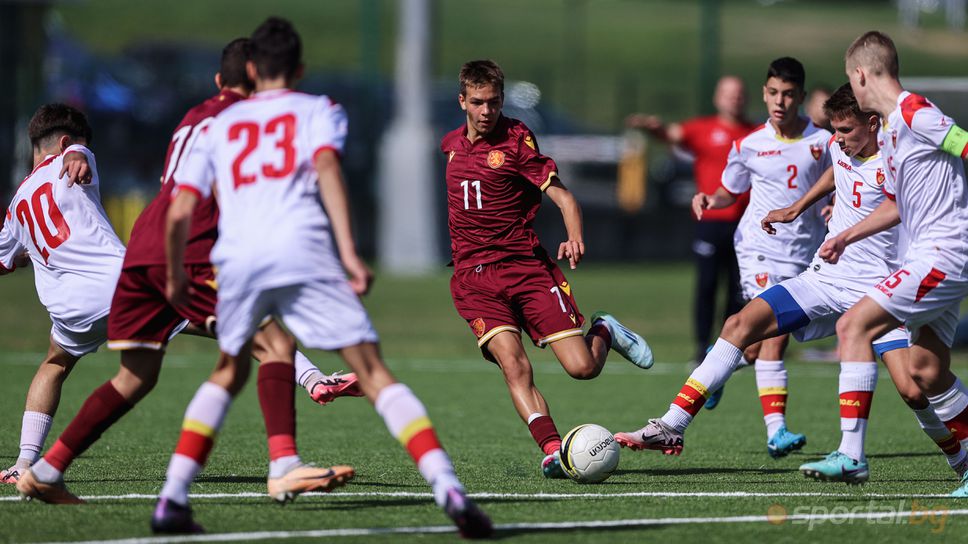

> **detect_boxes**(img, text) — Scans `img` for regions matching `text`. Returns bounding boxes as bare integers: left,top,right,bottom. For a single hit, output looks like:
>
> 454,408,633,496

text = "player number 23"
228,114,297,189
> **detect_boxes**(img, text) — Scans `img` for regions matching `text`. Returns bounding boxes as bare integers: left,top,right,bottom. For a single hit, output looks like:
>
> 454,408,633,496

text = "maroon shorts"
450,255,585,355
107,264,218,351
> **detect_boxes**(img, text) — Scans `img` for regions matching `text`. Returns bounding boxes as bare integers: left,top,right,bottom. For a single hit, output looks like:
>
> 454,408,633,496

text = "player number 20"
15,182,71,264
461,179,482,210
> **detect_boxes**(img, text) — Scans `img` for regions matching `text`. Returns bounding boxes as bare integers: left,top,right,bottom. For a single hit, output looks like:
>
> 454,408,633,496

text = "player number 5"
461,179,482,210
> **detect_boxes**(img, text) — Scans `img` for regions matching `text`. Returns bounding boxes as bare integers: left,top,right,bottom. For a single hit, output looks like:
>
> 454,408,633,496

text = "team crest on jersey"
524,134,536,150
487,150,505,169
810,144,823,160
755,273,769,288
876,168,886,186
470,318,486,338
448,150,456,163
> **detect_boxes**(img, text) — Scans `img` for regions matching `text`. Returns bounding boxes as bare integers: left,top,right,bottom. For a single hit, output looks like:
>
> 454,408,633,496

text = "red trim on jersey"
732,124,765,152
961,142,968,159
900,93,931,129
0,260,14,273
173,184,204,201
881,185,896,201
312,145,341,164
18,155,58,190
915,268,947,303
828,134,837,148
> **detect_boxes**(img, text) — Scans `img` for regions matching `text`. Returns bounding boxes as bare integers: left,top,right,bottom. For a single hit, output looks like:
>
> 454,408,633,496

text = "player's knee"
252,331,295,363
498,355,534,386
565,354,600,380
836,312,872,344
721,312,754,348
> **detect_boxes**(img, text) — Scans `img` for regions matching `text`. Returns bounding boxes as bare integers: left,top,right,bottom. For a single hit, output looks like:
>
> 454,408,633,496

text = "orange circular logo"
487,150,505,169
766,503,787,525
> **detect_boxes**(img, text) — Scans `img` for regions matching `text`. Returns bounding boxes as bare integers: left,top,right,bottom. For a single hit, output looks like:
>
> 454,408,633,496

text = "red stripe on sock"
258,362,297,460
673,384,707,416
49,381,132,472
528,415,562,455
944,403,968,442
267,434,298,460
840,391,874,419
173,430,214,462
406,428,443,463
760,394,788,416
937,434,963,456
43,440,77,473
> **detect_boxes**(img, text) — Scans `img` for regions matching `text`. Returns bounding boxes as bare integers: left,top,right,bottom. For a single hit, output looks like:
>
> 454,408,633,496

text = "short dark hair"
823,83,877,123
28,103,92,149
249,17,301,80
459,60,504,96
766,57,806,91
219,38,253,91
845,31,899,78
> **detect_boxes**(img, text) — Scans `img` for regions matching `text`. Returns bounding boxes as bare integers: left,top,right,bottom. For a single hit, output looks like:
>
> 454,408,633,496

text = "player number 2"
228,114,297,189
786,164,798,189
15,182,71,264
461,179,482,210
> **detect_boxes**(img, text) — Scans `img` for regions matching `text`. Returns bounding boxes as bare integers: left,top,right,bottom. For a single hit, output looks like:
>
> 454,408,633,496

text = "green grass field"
2,264,967,542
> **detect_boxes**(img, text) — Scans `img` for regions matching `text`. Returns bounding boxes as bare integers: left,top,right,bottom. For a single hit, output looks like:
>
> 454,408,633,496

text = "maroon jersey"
121,90,244,268
442,116,558,270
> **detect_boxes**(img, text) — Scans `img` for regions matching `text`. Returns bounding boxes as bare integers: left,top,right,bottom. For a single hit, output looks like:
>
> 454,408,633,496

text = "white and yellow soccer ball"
559,424,620,483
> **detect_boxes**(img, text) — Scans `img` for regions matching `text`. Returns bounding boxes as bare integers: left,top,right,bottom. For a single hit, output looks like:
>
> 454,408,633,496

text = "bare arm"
315,149,372,295
818,198,900,264
761,166,835,234
545,178,584,270
626,114,684,146
692,186,737,220
165,190,199,306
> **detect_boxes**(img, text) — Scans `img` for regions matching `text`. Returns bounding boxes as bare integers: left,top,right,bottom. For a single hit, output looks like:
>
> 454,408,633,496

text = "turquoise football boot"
799,451,869,485
590,311,654,369
542,451,567,479
767,425,806,458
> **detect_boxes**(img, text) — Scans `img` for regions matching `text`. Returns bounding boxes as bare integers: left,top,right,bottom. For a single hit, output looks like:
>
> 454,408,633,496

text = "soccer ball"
559,424,620,483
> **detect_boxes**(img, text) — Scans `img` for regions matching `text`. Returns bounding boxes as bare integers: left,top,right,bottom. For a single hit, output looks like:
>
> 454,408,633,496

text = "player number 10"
461,179,482,210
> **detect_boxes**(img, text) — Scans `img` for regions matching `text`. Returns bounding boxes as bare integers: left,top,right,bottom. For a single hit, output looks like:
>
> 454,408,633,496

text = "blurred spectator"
806,85,833,131
627,76,756,363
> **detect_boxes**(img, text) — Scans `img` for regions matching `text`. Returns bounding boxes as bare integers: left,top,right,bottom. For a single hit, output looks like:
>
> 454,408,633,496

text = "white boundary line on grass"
33,509,968,544
1,490,959,502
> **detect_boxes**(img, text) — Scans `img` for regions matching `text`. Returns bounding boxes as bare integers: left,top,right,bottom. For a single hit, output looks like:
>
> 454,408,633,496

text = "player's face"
830,114,869,157
762,77,804,125
460,84,503,136
714,77,746,119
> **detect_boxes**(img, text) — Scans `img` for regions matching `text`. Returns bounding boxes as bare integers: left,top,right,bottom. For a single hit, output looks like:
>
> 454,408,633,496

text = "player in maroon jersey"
628,77,756,380
443,60,654,478
16,39,361,515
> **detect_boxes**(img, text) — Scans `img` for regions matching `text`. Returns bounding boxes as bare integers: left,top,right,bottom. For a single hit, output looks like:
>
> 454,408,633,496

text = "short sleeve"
309,96,348,162
819,135,833,171
0,212,26,271
901,94,954,149
514,129,558,191
720,141,751,195
172,122,216,200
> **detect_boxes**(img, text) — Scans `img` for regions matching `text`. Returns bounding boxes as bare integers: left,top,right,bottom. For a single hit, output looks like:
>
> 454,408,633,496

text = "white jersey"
175,89,348,297
723,119,833,271
809,140,899,285
880,91,968,275
0,145,124,330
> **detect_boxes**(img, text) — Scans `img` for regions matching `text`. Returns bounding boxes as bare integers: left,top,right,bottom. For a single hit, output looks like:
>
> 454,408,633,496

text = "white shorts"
51,315,108,357
773,272,908,352
866,256,968,348
216,279,379,356
736,255,803,301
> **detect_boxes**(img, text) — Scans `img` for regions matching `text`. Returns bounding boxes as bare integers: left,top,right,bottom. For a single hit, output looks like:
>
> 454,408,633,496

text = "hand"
59,151,92,187
626,114,662,133
557,239,585,270
165,267,193,307
343,253,374,296
818,236,846,264
691,193,712,220
820,204,834,223
760,207,798,235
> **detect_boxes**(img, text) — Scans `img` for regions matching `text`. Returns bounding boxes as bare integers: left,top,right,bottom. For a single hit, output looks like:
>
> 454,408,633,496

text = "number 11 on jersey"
461,179,482,210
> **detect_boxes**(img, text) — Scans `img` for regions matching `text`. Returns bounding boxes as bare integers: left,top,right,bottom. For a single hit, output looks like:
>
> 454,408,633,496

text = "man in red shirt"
443,60,653,478
628,76,756,383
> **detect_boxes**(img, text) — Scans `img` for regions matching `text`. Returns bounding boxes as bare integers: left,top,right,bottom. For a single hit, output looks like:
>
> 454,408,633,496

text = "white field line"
1,490,960,502
32,508,968,544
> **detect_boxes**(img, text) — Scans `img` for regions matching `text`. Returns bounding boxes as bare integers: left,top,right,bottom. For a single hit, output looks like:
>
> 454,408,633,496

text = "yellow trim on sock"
686,378,709,397
398,416,433,445
182,419,216,438
758,386,788,396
